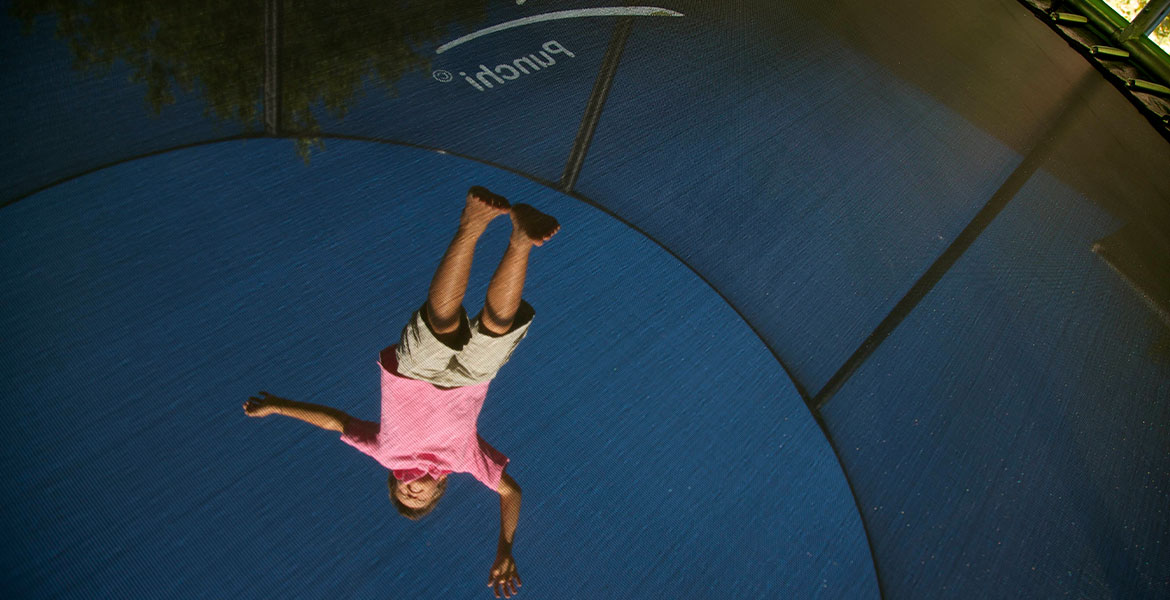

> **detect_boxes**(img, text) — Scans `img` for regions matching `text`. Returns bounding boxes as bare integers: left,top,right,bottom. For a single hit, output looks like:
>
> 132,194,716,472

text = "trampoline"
2,1,1168,599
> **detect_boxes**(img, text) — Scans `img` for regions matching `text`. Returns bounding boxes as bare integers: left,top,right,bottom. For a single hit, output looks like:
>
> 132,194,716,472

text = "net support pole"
263,0,283,135
1116,0,1170,42
814,71,1098,410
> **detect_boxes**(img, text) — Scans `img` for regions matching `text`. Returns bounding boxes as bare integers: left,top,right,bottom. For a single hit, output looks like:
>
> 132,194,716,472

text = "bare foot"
462,186,511,230
510,204,560,246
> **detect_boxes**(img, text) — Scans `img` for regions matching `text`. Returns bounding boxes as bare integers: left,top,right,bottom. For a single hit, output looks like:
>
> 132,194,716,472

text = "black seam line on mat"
1,133,276,209
2,133,573,209
558,185,888,600
813,70,1098,411
810,412,889,600
5,132,887,598
1,131,809,410
560,16,634,193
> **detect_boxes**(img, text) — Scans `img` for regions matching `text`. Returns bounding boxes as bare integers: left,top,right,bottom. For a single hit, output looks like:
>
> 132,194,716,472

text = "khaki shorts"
395,300,534,388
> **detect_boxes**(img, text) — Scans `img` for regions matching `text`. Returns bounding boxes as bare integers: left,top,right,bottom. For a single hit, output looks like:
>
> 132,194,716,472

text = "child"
243,185,559,598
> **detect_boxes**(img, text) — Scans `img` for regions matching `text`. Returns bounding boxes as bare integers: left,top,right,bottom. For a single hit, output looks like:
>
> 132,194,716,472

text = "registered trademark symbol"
432,69,453,83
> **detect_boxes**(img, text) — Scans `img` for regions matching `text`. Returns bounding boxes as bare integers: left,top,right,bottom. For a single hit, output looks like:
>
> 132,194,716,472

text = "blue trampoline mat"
0,139,878,599
5,1,1170,598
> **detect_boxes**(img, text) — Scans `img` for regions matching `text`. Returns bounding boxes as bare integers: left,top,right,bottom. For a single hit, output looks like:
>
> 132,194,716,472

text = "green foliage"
11,0,488,157
294,136,324,163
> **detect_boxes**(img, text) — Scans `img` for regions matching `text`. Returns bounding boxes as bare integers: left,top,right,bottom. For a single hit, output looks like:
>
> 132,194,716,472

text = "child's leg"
437,204,558,386
479,204,560,335
426,187,510,343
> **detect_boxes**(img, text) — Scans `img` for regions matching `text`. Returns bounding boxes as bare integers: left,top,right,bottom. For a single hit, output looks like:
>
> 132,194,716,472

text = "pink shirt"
340,346,509,490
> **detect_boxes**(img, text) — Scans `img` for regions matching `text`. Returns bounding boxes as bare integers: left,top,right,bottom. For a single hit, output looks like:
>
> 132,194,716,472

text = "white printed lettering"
495,64,521,80
459,71,485,92
475,64,505,87
455,41,575,92
513,56,539,74
542,40,575,58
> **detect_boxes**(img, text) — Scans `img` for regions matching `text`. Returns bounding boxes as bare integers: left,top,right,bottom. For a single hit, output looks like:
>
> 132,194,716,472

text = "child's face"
395,475,442,509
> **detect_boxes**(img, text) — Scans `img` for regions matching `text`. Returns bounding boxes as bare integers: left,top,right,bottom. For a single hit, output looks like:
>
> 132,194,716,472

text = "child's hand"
243,391,282,418
487,551,521,598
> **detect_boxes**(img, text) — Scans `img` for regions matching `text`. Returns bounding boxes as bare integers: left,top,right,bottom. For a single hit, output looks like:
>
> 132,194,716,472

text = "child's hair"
388,473,449,520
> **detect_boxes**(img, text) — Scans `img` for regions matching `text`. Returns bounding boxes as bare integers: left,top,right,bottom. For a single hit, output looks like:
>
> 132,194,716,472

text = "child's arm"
488,471,523,598
243,391,350,433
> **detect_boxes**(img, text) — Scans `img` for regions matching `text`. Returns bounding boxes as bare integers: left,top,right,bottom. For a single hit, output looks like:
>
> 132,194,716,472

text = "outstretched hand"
487,551,522,598
242,391,283,418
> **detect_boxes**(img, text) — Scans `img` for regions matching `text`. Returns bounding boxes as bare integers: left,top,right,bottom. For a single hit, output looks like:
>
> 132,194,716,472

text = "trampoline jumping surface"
2,1,1168,599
